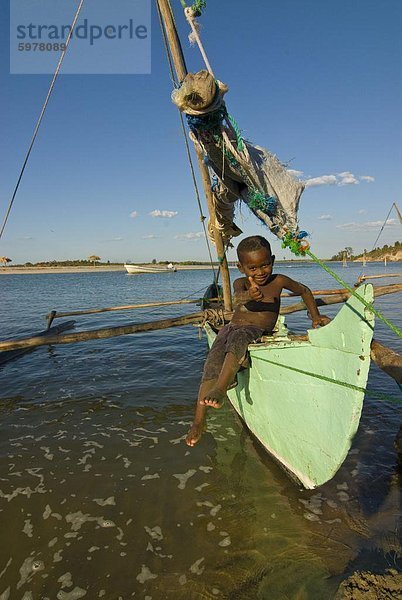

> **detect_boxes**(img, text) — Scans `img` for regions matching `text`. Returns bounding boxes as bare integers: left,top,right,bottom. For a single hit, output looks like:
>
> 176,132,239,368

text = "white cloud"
336,222,359,230
149,210,178,218
20,235,34,240
174,231,204,241
305,175,337,188
336,219,397,231
287,169,304,178
142,234,158,239
304,171,374,188
367,218,397,228
358,209,367,215
318,214,333,220
338,171,359,185
130,211,139,219
110,237,123,242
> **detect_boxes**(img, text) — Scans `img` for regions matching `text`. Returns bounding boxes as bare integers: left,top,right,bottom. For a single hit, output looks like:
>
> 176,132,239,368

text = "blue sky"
0,0,401,264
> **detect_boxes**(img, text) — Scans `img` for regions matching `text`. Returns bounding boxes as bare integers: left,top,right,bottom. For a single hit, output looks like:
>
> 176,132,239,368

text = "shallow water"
0,264,401,599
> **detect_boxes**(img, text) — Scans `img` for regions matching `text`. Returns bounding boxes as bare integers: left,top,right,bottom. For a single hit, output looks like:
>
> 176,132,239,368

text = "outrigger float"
0,1,401,488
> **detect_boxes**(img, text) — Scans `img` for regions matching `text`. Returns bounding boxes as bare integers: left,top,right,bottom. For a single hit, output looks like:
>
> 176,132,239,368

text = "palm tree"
0,257,11,267
88,255,100,266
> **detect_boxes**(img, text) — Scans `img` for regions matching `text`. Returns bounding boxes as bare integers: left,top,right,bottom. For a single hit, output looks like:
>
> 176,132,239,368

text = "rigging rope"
358,202,401,280
306,249,402,339
394,202,402,225
257,356,402,406
0,0,86,241
369,203,397,256
184,6,214,76
157,0,221,285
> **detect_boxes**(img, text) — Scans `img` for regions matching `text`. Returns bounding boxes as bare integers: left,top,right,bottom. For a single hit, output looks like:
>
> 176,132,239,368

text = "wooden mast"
394,202,402,225
156,0,233,312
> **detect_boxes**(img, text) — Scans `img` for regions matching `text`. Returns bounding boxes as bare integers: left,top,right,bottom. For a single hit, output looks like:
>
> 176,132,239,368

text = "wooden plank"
357,273,402,283
370,340,402,387
46,288,374,324
0,313,204,353
46,297,214,322
0,320,76,366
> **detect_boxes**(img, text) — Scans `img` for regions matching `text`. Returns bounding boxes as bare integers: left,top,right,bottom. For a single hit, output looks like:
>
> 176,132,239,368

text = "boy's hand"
312,315,331,328
248,277,263,301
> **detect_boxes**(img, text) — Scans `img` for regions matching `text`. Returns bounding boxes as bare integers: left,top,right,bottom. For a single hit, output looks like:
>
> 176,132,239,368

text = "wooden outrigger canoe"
205,284,375,489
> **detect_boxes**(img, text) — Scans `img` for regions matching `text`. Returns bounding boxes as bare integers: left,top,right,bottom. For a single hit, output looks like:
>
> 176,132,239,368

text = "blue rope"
247,190,277,216
211,175,219,192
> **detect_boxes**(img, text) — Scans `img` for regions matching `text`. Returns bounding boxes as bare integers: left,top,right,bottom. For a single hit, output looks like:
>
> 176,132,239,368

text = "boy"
186,235,331,447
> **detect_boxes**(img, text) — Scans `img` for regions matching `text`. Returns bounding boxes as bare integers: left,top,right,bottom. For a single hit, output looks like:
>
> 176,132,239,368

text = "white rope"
184,7,215,76
0,0,86,240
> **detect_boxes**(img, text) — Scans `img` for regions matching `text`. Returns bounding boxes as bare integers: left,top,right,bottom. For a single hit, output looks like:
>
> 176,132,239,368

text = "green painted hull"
205,284,375,489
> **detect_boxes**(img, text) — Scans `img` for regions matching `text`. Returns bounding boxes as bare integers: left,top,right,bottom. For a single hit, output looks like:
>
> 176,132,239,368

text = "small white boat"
124,263,177,274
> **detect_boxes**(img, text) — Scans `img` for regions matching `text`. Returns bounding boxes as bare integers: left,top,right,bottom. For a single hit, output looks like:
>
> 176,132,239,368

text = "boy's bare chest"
251,280,281,301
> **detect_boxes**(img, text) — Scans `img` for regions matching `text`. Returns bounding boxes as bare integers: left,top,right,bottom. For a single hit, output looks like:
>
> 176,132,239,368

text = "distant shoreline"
0,264,218,275
0,258,400,275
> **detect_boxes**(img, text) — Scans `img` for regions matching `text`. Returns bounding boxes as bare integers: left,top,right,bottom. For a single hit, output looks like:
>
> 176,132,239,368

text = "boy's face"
237,247,275,285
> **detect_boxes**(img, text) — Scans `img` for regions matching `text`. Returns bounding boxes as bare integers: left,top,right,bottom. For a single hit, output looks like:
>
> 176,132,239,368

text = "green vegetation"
331,241,401,261
88,254,101,266
21,259,119,267
331,247,353,261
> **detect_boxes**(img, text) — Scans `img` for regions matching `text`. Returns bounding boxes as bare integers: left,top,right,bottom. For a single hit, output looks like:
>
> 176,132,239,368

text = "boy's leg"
202,326,264,409
202,351,239,409
186,379,217,447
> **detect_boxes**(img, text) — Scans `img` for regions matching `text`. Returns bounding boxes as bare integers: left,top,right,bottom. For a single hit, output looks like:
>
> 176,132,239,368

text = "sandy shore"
0,264,217,275
0,265,125,275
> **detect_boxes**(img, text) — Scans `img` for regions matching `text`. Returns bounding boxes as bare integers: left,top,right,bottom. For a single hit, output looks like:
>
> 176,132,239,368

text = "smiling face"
237,247,275,285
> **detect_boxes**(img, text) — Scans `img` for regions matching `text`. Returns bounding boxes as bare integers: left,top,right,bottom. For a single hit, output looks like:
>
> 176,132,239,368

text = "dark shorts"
202,323,264,382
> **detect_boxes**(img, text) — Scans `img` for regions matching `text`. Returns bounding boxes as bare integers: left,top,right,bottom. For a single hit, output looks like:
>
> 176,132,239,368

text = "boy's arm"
232,277,251,306
279,276,331,328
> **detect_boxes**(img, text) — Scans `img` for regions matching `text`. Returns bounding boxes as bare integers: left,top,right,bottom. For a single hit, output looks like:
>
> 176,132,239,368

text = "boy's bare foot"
186,423,204,446
201,387,226,409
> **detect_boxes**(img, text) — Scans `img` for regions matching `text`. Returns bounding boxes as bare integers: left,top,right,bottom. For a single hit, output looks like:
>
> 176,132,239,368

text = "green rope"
306,249,402,339
191,0,207,16
179,0,187,7
282,231,309,256
226,113,244,152
256,356,402,406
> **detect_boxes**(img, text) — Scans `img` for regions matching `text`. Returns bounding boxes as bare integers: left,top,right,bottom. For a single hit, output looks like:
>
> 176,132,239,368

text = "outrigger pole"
1,285,401,383
156,0,233,312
